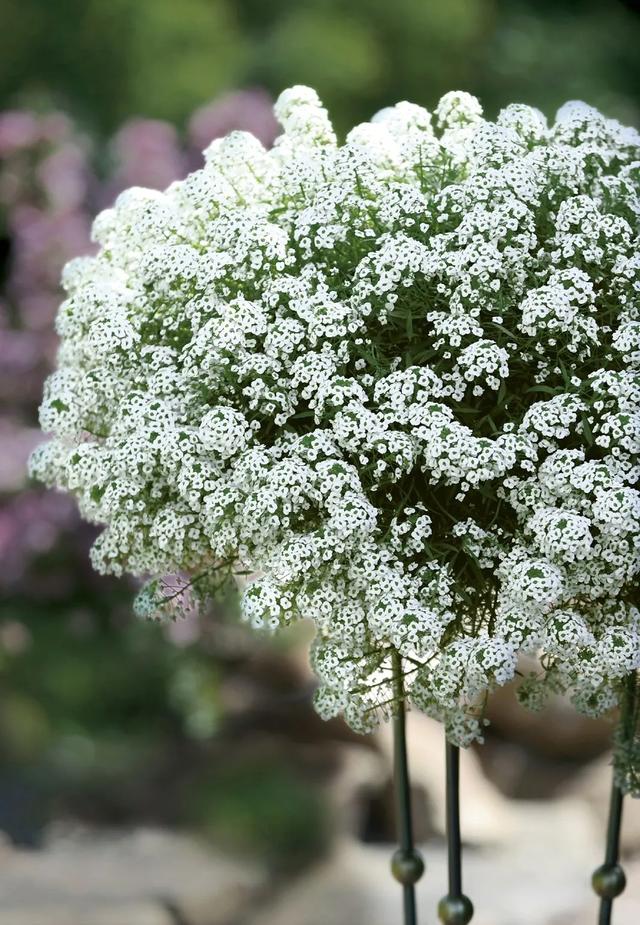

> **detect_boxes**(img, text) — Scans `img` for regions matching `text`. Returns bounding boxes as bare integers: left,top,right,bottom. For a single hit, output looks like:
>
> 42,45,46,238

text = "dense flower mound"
32,87,640,744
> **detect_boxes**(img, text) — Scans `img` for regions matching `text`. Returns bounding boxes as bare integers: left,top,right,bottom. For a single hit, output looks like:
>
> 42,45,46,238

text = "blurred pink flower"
0,490,78,588
0,329,49,405
0,419,42,492
108,118,187,197
188,88,279,160
0,112,40,156
6,206,93,331
38,142,91,210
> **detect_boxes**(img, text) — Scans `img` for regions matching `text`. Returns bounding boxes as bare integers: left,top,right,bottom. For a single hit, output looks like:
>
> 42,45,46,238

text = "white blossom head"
31,86,640,744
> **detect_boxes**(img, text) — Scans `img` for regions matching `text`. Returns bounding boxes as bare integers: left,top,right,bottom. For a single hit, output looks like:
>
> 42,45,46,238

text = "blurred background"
0,1,640,923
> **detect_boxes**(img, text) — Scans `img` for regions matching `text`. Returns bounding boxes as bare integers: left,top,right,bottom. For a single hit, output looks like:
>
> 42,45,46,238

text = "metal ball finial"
438,894,474,924
592,863,626,900
391,847,425,886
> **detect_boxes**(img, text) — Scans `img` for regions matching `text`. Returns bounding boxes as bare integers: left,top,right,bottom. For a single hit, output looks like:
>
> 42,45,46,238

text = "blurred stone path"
1,809,639,925
0,827,266,925
253,804,640,925
2,712,640,925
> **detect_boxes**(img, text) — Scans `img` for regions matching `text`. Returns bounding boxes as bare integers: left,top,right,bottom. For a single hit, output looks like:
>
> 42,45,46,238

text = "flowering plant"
32,87,640,757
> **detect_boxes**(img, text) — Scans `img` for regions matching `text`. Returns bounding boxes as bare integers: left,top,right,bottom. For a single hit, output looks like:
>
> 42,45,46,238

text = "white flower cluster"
32,87,640,744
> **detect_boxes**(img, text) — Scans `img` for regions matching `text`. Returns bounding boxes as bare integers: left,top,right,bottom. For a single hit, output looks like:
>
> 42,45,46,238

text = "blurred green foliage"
0,570,324,863
0,591,219,837
1,604,188,748
185,754,329,870
0,0,638,133
0,0,247,129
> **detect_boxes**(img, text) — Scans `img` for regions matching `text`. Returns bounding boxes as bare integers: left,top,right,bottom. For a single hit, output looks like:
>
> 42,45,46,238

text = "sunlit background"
1,1,640,923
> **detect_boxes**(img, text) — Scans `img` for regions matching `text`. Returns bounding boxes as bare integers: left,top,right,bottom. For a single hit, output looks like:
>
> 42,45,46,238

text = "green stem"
438,739,474,923
391,648,425,925
593,672,638,924
445,742,463,898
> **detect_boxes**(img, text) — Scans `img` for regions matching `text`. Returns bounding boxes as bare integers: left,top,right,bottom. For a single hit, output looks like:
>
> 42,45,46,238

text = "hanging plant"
31,86,640,923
